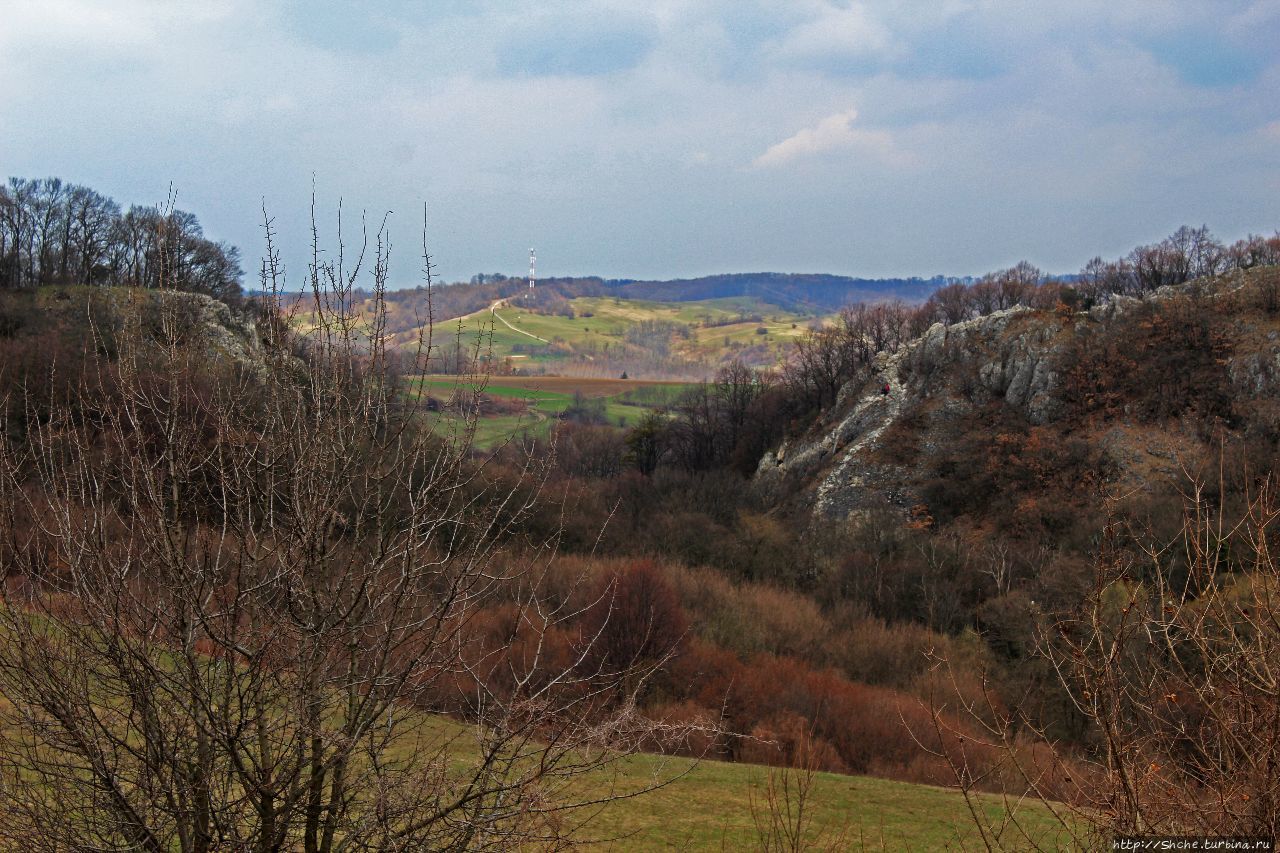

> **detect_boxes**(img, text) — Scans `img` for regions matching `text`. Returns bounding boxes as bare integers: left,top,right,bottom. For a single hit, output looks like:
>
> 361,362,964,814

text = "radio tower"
527,248,536,297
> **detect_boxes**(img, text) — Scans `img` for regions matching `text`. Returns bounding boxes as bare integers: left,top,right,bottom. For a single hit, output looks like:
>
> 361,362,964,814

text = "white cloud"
770,3,898,65
752,109,907,169
0,0,236,53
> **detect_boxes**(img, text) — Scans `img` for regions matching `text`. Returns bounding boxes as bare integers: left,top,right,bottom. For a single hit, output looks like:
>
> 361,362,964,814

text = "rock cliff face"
144,289,262,367
755,273,1280,523
756,305,1069,518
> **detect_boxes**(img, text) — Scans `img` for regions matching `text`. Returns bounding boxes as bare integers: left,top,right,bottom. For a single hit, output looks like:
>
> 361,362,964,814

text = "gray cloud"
2,0,1277,284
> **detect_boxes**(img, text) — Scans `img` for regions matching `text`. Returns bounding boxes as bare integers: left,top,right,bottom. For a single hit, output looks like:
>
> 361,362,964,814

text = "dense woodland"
1,177,1278,845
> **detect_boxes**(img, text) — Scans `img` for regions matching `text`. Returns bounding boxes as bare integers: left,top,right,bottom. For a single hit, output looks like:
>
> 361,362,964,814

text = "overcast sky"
3,0,1278,285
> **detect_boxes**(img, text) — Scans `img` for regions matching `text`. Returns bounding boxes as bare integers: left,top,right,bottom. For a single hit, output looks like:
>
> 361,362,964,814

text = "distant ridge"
611,272,943,311
282,272,947,328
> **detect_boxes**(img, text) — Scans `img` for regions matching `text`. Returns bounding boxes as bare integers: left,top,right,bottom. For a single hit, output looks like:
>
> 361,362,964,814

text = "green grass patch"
432,296,820,371
382,712,1071,850
586,753,1072,850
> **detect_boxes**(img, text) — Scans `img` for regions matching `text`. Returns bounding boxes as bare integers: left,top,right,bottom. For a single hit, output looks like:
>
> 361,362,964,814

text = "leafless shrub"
929,466,1280,849
749,727,851,852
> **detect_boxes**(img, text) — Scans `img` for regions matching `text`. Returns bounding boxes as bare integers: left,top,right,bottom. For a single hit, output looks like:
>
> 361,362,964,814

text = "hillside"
0,279,1083,849
283,269,947,380
292,271,936,340
412,715,1070,850
757,266,1280,532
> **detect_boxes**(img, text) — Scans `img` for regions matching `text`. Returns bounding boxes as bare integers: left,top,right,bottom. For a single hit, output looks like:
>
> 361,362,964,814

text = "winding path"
489,298,549,344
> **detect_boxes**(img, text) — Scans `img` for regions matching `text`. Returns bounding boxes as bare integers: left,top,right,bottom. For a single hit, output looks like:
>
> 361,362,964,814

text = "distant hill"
290,272,944,331
613,272,942,311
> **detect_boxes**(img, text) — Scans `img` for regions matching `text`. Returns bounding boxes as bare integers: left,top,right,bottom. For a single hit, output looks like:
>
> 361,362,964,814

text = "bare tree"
1228,233,1280,271
971,276,1001,316
0,204,699,850
1001,261,1042,309
930,282,975,325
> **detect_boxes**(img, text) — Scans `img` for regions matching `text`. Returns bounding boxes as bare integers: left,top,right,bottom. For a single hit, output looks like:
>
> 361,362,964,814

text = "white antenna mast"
528,248,536,292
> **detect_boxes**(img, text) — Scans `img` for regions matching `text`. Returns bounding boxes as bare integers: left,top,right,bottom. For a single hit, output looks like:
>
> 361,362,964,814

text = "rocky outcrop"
756,305,1073,519
756,272,1280,525
757,344,904,518
1228,332,1280,397
156,290,261,365
105,288,264,370
901,307,1075,424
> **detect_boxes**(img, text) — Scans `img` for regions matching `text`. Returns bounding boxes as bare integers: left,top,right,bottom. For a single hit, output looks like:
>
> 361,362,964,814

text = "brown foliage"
939,471,1280,847
581,559,688,684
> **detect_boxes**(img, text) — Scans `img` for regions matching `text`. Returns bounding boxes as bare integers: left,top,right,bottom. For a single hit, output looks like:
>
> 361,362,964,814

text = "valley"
8,2,1280,845
2,173,1278,848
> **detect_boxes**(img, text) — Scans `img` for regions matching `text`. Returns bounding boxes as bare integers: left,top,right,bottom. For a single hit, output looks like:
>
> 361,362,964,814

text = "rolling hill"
414,294,815,379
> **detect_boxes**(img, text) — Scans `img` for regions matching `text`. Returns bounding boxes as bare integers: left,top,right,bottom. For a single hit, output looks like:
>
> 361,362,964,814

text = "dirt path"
489,298,549,344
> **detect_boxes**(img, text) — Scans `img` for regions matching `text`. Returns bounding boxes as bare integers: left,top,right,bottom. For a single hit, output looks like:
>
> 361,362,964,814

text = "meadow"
409,374,694,447
590,753,1070,850
398,710,1071,850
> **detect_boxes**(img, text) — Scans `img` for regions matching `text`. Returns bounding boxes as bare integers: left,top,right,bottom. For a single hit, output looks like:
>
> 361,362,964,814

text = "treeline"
0,176,243,300
922,226,1280,327
615,272,940,311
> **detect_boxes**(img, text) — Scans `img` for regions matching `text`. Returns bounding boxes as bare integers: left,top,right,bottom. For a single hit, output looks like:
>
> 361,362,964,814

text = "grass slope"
594,753,1069,850
404,713,1068,850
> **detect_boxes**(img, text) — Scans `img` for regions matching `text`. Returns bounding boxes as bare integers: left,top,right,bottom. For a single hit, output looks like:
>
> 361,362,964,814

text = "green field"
380,713,1071,850
410,375,694,447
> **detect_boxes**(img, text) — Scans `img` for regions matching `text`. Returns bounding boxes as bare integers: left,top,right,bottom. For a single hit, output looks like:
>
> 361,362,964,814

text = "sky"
2,0,1279,286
